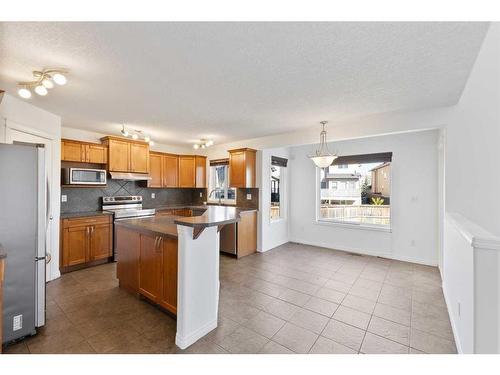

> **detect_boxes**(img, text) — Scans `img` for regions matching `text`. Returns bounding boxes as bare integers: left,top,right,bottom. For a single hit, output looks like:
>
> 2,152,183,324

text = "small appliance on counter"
0,143,47,344
62,167,107,185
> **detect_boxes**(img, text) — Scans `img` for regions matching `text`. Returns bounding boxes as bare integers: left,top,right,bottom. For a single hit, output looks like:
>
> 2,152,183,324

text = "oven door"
69,168,107,185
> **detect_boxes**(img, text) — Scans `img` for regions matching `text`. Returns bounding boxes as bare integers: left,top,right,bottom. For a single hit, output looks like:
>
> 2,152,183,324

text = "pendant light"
309,121,337,168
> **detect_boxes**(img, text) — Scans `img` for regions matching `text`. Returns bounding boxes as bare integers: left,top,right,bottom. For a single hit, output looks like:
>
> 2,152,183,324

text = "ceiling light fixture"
193,139,214,149
17,68,69,99
309,121,338,168
119,124,154,146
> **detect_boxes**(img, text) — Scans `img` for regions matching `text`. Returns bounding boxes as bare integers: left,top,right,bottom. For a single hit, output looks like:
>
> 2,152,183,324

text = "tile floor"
3,242,457,354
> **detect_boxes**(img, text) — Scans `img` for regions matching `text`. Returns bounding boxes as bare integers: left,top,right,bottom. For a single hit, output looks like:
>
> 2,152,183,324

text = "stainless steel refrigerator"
0,143,46,344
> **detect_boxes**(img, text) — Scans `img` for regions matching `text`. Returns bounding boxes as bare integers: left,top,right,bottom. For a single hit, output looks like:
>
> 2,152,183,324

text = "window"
208,160,236,204
270,156,288,221
318,152,392,229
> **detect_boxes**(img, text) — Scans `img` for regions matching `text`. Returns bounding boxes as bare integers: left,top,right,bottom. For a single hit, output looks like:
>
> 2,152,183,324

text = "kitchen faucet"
208,188,223,205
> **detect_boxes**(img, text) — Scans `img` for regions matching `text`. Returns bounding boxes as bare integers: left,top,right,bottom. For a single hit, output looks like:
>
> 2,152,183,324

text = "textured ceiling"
0,22,489,146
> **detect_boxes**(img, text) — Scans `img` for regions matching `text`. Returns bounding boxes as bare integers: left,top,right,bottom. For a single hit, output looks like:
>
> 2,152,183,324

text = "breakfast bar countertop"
114,205,251,238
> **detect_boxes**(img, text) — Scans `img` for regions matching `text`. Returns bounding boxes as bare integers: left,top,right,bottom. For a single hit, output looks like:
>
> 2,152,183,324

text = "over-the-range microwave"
62,168,107,185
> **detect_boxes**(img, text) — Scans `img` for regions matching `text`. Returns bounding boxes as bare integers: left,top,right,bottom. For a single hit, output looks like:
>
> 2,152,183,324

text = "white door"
4,122,60,281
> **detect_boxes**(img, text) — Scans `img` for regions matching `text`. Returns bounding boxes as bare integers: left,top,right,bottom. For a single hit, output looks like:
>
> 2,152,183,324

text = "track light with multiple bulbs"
120,124,154,146
193,139,214,149
17,69,68,99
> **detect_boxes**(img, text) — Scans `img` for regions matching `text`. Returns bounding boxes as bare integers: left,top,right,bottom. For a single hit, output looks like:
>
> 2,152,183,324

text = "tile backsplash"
61,179,206,213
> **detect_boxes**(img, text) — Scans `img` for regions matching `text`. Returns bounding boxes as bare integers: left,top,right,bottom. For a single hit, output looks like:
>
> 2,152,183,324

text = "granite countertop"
150,204,257,213
0,243,6,259
115,206,250,237
60,211,114,219
115,215,179,238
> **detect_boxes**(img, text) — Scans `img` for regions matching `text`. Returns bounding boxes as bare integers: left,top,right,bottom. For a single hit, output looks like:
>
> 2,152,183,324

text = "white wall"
442,23,500,354
0,93,62,281
62,126,194,155
445,23,500,238
259,147,290,252
289,130,440,265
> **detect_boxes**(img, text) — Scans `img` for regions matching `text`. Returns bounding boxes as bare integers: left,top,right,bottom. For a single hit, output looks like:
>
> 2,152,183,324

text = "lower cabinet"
60,215,113,271
116,226,178,315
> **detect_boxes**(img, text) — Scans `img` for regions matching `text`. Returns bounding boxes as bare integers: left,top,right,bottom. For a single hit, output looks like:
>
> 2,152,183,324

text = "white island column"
175,224,220,349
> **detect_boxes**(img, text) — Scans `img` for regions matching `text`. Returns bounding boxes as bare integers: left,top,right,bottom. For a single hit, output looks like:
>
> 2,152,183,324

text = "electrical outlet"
151,193,155,199
246,193,252,200
61,195,67,203
200,192,203,197
13,315,22,331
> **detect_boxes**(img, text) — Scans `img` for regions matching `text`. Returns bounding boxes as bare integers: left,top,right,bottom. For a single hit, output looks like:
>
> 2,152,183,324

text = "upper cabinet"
61,139,107,164
178,155,207,188
148,152,179,188
228,148,256,188
101,136,150,173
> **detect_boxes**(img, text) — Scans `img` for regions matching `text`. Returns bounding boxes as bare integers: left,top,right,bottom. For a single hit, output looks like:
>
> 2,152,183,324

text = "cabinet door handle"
91,226,94,235
158,237,163,252
154,236,159,250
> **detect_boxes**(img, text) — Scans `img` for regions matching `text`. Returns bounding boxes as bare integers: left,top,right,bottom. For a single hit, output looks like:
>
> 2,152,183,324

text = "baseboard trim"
442,282,464,354
175,319,218,350
288,238,437,266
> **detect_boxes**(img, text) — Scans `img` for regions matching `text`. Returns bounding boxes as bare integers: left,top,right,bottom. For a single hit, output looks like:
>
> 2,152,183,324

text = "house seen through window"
318,153,391,228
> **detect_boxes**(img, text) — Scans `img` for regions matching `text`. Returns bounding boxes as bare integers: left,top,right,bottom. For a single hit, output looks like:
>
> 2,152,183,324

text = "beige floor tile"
259,340,295,354
264,298,300,320
373,303,411,326
309,336,357,354
348,285,380,301
368,316,409,346
244,311,286,339
273,323,319,354
278,288,312,307
333,305,371,330
315,287,346,304
341,294,376,314
218,326,269,354
321,319,366,351
303,296,339,317
377,291,412,311
3,342,30,354
288,308,329,334
353,277,383,292
410,328,457,354
361,332,409,354
173,338,228,354
411,314,454,341
331,272,358,285
324,279,352,293
205,316,241,343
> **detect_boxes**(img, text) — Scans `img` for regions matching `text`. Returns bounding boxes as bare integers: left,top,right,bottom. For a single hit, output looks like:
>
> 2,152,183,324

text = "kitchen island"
115,206,251,349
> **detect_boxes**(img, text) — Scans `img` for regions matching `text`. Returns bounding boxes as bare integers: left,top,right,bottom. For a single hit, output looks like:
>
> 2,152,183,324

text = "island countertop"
115,205,252,238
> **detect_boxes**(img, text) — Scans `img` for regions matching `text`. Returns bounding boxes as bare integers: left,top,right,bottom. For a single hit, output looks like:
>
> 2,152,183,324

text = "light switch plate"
61,195,67,203
246,193,252,200
151,193,156,199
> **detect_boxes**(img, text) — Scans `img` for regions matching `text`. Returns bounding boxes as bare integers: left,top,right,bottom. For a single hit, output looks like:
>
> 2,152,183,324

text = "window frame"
315,165,392,232
270,159,286,223
207,164,237,205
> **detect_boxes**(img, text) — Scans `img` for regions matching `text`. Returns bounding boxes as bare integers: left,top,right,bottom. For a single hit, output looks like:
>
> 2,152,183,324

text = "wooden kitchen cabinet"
148,152,179,188
148,152,163,188
116,226,178,315
219,210,257,258
130,142,149,173
178,156,195,187
61,139,107,164
101,136,149,173
195,155,207,188
158,237,178,313
138,234,162,302
228,148,257,188
60,215,113,272
163,154,179,187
